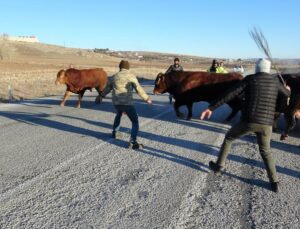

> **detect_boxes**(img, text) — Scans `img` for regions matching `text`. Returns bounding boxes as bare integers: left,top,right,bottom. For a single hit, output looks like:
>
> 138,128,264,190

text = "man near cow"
200,58,291,193
166,57,184,104
101,60,152,149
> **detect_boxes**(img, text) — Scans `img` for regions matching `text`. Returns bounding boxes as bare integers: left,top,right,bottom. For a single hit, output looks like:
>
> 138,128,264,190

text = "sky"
0,0,299,59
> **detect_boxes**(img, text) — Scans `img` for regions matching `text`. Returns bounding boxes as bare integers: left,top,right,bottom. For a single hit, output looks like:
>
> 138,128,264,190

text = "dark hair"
174,57,180,62
119,60,130,70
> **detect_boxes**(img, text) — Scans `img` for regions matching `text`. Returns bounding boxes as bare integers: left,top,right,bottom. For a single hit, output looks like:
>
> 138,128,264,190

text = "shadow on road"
1,100,299,189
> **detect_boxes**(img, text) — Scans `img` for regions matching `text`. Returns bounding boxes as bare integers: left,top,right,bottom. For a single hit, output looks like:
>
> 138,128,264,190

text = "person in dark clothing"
166,57,184,74
166,57,184,104
208,59,218,73
200,58,291,193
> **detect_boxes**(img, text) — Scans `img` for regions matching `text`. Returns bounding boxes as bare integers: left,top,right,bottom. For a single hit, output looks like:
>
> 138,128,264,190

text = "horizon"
1,0,299,59
3,35,300,61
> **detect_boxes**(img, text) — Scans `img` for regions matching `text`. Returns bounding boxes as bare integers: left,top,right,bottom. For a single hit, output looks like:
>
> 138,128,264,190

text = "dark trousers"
113,105,139,143
216,121,277,183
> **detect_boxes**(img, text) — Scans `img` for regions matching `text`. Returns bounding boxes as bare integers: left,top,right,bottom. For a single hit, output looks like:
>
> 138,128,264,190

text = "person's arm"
130,75,152,103
209,78,248,111
278,82,291,97
101,78,113,97
200,77,249,120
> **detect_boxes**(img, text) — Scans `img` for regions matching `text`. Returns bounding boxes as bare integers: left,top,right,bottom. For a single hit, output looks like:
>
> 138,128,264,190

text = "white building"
7,35,39,43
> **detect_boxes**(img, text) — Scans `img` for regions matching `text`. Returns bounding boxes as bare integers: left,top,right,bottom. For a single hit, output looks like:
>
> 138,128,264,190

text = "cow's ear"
58,69,66,76
157,77,160,83
161,74,165,82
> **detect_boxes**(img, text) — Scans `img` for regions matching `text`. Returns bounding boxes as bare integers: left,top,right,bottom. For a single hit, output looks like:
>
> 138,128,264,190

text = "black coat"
209,73,290,126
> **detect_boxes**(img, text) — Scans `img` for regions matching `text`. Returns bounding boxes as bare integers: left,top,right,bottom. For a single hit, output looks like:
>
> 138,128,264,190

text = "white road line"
0,108,173,202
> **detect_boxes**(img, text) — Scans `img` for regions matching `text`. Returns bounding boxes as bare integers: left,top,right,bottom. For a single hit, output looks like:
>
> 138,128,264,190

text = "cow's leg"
280,92,299,140
226,98,242,122
273,112,281,132
186,103,193,120
174,100,184,118
95,87,103,104
281,110,297,140
226,108,239,122
76,90,85,108
60,91,71,107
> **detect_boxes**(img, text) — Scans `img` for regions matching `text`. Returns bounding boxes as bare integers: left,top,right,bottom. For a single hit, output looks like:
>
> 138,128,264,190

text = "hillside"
0,38,298,101
0,39,212,101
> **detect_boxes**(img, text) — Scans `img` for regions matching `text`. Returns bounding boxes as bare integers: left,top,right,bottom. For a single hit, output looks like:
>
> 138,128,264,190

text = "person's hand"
146,99,153,105
200,109,213,120
286,85,291,91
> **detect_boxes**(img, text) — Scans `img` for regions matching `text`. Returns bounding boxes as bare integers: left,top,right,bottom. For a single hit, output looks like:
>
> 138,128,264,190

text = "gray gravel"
0,83,299,228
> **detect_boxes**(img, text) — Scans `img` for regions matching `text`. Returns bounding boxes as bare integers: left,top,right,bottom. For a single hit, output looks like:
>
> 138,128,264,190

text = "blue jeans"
113,105,139,143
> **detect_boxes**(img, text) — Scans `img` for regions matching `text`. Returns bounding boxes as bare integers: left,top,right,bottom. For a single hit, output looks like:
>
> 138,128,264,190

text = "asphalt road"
0,82,299,228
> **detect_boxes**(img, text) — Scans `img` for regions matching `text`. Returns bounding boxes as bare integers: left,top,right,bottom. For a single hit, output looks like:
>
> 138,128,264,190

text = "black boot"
270,182,279,193
128,142,144,150
209,161,224,174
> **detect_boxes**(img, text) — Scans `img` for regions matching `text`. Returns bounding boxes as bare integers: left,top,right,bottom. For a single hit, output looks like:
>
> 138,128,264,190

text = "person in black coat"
201,58,290,193
166,57,184,103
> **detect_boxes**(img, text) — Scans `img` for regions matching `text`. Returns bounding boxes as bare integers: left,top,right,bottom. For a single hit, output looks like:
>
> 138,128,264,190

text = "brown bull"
274,73,300,140
153,71,244,120
55,68,107,108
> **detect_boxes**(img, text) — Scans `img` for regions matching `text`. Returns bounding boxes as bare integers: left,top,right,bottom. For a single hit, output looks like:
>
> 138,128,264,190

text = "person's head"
212,59,217,67
174,57,180,65
219,61,224,67
255,58,271,74
119,60,130,70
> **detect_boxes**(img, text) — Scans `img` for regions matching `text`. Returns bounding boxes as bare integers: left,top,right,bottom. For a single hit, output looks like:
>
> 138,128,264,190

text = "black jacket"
209,73,290,126
165,64,183,74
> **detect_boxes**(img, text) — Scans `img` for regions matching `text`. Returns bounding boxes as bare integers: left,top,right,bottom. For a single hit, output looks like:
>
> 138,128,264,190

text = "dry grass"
0,39,258,101
0,39,209,101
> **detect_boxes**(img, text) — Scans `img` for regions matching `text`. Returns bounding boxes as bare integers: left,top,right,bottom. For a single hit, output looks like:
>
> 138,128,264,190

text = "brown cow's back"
165,71,243,94
65,68,107,93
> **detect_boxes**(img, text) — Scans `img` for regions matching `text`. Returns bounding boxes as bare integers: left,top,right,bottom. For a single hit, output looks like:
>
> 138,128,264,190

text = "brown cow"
55,68,107,108
273,73,300,140
153,71,244,120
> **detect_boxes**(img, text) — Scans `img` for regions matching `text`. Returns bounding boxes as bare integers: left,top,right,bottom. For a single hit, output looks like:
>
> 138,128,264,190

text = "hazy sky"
1,0,299,59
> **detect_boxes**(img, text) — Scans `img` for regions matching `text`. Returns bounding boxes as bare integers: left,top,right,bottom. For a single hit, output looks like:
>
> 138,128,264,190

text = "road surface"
0,81,299,228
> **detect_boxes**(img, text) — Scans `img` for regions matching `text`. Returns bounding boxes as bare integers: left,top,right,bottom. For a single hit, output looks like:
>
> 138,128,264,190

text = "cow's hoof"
186,116,192,120
95,96,102,104
280,134,288,141
176,113,185,119
76,105,81,108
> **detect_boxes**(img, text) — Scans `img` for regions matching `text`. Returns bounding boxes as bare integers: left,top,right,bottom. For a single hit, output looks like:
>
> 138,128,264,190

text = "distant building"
6,35,39,43
94,48,110,53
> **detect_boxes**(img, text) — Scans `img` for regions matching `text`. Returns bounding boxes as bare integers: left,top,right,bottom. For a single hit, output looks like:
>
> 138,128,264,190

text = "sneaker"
128,142,144,150
270,182,279,193
112,131,122,139
209,161,224,174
